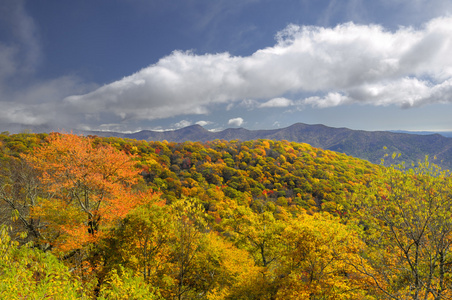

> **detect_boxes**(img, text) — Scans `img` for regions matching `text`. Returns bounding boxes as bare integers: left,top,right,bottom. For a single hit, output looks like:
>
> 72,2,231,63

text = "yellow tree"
355,157,452,300
0,224,86,299
275,212,375,300
221,203,286,269
168,197,264,300
218,201,290,298
106,195,172,289
110,196,261,299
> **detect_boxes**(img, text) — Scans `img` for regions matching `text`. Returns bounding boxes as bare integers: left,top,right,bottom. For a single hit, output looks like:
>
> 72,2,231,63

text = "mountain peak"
84,123,452,170
176,124,207,132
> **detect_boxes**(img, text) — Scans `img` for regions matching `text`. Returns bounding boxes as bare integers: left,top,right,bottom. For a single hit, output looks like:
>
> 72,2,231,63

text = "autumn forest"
1,132,452,300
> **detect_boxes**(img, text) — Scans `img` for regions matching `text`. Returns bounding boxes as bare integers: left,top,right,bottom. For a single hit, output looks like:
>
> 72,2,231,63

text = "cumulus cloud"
64,15,452,129
196,120,212,126
3,8,452,131
228,117,244,127
0,74,95,128
174,120,192,129
259,97,294,108
304,93,352,108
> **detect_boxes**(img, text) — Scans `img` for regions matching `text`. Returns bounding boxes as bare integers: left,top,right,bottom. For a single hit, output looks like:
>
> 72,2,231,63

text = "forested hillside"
1,132,452,299
89,123,452,170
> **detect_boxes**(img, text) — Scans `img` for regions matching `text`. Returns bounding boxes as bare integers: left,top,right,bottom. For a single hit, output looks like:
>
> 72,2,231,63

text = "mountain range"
87,123,452,171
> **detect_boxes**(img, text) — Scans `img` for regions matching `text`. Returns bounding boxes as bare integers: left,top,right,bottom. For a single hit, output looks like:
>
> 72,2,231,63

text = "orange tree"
24,133,143,253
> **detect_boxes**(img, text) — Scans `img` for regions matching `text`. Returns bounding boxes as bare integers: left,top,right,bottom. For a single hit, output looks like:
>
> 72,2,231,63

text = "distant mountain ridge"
390,130,452,138
89,123,452,170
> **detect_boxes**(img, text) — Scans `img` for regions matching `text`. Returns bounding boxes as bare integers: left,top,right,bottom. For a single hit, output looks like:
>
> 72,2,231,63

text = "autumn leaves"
22,133,143,253
1,132,452,299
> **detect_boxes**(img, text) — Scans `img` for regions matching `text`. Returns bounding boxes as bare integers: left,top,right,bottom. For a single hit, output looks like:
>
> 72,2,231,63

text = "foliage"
106,197,261,299
98,265,163,300
0,157,45,248
23,133,144,253
0,224,85,299
1,132,451,299
276,213,376,299
353,156,452,299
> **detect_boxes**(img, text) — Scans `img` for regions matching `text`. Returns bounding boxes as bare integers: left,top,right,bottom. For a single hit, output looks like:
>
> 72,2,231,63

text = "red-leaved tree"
25,133,145,252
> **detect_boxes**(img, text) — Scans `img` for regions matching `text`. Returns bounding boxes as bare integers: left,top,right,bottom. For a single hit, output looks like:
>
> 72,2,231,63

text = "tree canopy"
0,132,451,299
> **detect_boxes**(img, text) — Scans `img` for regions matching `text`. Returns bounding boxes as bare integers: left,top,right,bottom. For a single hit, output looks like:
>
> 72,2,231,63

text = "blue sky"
1,0,452,133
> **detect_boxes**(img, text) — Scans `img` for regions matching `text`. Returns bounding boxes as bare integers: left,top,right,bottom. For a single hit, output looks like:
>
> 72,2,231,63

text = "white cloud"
196,120,212,126
174,120,192,128
347,77,452,108
0,75,96,128
2,11,452,131
228,117,244,127
304,93,352,108
259,97,294,108
235,99,259,110
64,16,452,129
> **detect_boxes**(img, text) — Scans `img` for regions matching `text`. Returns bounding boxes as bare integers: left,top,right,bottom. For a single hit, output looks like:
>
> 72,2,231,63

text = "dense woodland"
1,131,452,299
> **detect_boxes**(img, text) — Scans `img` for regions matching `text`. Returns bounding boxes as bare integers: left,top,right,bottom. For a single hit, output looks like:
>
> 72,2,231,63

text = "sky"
1,0,452,133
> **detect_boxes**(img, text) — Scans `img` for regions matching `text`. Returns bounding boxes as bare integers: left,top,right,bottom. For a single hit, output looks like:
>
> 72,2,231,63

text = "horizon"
1,1,452,133
3,122,451,139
